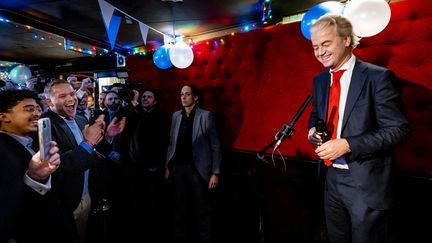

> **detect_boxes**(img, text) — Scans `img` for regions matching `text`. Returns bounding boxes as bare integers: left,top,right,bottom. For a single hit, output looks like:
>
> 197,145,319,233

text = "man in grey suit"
307,15,409,243
166,84,221,243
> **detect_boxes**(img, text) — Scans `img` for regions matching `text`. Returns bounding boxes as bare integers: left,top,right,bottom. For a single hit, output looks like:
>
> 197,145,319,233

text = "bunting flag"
139,22,149,45
99,0,122,50
106,15,122,50
98,0,170,49
98,0,115,28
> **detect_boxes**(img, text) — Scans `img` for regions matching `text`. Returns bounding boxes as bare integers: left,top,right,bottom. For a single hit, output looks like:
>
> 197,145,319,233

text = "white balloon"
343,0,391,37
8,65,32,85
169,42,194,69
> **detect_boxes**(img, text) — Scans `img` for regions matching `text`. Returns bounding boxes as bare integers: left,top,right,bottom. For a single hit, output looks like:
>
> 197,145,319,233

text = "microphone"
315,118,325,182
315,118,325,145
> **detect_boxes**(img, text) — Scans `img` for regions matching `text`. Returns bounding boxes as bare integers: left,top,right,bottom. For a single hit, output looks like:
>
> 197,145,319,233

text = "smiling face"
0,98,41,136
46,83,78,120
311,25,352,70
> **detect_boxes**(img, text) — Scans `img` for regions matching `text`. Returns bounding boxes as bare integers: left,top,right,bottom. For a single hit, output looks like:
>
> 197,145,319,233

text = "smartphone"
89,109,104,125
38,118,52,161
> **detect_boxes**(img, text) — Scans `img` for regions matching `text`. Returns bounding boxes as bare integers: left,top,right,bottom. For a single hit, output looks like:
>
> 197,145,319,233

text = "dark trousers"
325,167,388,243
173,164,212,243
131,168,165,242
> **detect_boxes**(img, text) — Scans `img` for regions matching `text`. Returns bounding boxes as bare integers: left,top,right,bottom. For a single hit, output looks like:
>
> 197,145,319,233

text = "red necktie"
324,69,345,167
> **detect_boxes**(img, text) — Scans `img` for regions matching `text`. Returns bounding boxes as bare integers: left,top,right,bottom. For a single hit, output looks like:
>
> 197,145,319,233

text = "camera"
117,88,133,101
111,82,142,101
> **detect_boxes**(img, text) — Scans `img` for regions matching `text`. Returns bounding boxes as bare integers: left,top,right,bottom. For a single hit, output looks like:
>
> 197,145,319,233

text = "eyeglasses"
22,106,42,114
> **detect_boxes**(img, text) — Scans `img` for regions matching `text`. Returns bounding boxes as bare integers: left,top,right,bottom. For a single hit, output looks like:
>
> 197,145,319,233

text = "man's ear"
45,97,53,108
0,112,11,123
345,36,351,47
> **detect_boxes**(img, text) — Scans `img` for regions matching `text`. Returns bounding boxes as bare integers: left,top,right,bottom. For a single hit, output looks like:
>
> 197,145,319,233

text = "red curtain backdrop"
126,0,432,177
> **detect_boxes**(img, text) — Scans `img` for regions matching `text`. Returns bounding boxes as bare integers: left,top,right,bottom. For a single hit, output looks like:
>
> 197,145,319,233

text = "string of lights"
261,0,273,25
0,15,110,57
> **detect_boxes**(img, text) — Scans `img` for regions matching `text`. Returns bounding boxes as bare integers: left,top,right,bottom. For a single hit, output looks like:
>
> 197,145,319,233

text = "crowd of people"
1,75,222,243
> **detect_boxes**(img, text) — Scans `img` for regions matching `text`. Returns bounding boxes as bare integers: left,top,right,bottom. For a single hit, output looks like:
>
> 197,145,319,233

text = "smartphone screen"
38,118,52,161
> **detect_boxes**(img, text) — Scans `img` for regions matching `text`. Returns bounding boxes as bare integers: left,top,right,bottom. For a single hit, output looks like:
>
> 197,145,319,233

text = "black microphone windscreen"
315,119,325,136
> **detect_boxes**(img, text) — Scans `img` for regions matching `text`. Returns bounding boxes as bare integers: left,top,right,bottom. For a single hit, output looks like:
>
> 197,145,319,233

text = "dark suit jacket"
122,106,170,169
309,59,409,210
0,133,71,243
166,107,222,182
102,106,128,152
41,110,97,238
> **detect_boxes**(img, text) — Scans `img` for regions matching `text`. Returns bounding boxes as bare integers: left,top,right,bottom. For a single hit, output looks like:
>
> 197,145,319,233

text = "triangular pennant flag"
98,0,115,28
139,22,149,45
107,15,122,50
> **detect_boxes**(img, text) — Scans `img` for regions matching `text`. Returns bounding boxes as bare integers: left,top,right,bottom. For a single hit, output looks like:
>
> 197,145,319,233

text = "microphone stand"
256,139,278,161
257,95,312,161
255,95,312,243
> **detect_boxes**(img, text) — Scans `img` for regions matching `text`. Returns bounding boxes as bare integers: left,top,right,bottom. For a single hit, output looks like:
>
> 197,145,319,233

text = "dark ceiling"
0,0,330,64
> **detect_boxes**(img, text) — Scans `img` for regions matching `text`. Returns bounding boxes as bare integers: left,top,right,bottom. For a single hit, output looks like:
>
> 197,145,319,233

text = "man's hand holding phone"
28,141,61,180
32,118,60,180
38,118,52,161
83,114,106,146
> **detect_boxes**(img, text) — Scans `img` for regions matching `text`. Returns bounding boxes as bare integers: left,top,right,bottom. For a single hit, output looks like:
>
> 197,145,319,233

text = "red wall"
126,0,432,177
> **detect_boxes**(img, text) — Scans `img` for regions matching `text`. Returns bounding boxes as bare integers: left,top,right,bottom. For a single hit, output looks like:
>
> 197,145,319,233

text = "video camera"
111,82,142,101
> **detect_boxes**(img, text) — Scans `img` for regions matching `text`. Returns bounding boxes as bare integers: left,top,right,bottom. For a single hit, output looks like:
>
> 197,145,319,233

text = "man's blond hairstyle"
310,14,360,49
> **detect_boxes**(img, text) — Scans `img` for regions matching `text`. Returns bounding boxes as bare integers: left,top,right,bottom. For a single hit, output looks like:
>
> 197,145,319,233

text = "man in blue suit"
166,84,222,243
307,15,409,243
42,79,125,242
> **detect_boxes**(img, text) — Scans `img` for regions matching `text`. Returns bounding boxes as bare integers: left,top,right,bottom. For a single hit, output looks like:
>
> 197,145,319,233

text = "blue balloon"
153,45,172,69
301,1,345,40
8,65,32,85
